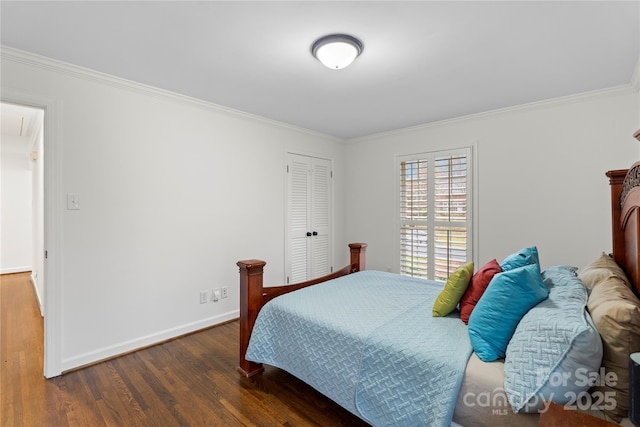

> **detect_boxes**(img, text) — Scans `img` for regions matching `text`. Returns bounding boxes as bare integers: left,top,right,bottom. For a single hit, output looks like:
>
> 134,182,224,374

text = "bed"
237,132,640,427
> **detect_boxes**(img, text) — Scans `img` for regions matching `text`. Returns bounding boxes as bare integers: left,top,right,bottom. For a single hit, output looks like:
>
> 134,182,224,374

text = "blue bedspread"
245,270,472,426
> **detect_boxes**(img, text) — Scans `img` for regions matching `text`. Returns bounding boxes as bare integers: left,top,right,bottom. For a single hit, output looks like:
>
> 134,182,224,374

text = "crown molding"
632,57,640,92
4,45,635,145
347,84,637,144
0,46,343,143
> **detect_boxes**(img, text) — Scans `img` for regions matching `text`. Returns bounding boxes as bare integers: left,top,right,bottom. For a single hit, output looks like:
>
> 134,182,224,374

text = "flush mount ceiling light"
311,34,364,70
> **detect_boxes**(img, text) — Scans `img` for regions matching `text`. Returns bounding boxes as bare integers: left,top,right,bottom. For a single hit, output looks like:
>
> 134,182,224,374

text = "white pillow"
504,266,603,413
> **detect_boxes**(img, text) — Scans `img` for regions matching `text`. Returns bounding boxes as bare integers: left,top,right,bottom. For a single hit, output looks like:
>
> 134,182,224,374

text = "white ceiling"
1,1,639,140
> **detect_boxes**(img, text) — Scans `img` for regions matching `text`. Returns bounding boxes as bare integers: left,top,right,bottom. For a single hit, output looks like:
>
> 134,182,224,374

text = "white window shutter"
399,148,472,280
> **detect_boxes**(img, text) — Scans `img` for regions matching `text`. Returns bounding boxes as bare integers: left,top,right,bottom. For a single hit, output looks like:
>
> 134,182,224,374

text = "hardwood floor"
1,272,369,426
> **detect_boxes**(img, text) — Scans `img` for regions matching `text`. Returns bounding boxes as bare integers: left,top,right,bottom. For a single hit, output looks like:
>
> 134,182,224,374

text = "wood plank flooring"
1,272,370,426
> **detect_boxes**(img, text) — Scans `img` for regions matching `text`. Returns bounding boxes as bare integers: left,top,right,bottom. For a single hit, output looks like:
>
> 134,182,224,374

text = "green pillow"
433,262,474,317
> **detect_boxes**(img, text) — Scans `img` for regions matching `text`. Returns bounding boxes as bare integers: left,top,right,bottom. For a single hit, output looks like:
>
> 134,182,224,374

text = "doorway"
1,101,46,370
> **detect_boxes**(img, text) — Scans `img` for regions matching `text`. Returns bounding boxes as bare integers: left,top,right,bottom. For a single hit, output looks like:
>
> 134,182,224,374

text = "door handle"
312,231,318,236
306,232,312,237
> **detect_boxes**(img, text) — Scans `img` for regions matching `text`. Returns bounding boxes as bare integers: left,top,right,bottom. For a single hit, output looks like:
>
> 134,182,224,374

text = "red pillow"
459,259,502,324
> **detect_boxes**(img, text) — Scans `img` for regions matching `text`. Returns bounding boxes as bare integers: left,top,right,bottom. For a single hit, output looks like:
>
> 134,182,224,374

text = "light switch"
67,194,80,210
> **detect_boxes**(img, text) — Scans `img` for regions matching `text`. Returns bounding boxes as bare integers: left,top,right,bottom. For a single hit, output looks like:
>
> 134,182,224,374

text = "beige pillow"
587,275,640,422
579,252,631,290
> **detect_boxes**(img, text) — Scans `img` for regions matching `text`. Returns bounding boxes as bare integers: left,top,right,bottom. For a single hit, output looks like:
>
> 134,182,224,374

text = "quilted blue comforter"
245,270,472,427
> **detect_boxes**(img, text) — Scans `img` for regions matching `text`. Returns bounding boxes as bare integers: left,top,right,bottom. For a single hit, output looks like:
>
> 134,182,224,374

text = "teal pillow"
468,263,549,362
500,246,539,271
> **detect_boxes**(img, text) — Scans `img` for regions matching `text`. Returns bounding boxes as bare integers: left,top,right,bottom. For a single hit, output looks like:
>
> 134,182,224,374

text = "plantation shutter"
399,148,471,280
400,160,429,277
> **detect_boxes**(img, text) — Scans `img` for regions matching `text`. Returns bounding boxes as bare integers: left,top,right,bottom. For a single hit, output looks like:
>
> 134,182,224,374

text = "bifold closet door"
286,153,332,284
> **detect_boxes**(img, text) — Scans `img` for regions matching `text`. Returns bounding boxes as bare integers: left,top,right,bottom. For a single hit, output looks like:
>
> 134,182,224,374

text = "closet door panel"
286,153,332,283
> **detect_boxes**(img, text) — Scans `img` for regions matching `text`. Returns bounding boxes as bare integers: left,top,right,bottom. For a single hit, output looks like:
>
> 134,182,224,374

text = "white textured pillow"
504,266,603,413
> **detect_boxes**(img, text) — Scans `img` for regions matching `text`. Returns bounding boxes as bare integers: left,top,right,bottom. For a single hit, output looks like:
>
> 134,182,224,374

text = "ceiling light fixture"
311,34,363,70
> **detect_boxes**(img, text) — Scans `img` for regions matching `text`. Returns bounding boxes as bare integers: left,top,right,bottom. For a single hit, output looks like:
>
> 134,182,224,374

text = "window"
399,147,472,281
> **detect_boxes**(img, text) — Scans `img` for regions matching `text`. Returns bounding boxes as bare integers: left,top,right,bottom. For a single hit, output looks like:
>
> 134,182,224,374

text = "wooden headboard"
606,129,640,294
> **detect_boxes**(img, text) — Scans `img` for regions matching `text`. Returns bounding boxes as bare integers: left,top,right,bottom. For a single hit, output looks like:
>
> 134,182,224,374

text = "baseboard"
30,273,44,317
1,266,32,275
60,310,239,372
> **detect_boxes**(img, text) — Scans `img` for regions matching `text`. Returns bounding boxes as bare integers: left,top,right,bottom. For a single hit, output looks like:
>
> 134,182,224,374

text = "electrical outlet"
221,287,228,299
212,289,220,302
199,291,208,304
67,193,80,210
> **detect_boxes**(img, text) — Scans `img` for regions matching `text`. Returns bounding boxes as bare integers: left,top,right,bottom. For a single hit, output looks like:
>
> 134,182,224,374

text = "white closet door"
288,154,311,284
286,153,332,284
310,157,331,278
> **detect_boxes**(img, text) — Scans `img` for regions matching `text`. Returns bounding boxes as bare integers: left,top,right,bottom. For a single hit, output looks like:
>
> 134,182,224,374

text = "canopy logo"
462,367,618,415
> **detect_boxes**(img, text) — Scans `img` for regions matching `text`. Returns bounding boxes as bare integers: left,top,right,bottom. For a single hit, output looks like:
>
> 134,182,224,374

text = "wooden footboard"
237,243,367,377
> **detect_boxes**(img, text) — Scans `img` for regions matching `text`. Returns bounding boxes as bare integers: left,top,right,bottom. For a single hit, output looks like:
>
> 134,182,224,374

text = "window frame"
396,144,477,280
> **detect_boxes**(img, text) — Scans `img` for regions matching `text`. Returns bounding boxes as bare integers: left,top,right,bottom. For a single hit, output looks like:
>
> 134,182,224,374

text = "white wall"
1,49,347,371
1,141,33,274
344,89,640,274
634,57,640,125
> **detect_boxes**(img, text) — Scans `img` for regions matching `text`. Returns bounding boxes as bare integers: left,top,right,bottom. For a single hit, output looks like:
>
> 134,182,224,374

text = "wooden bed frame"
237,243,367,377
237,131,640,379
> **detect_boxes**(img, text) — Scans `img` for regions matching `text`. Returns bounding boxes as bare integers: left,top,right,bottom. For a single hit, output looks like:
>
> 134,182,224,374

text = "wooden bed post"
349,243,367,272
237,259,266,377
607,169,628,267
